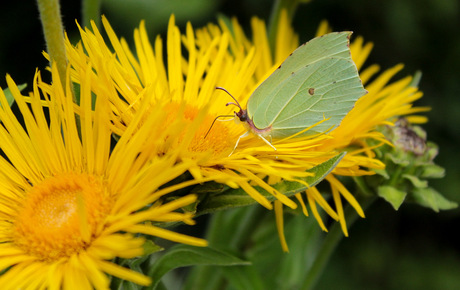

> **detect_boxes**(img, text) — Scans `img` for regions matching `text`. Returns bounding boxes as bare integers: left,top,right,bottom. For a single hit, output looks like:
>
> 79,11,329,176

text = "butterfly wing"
247,32,367,138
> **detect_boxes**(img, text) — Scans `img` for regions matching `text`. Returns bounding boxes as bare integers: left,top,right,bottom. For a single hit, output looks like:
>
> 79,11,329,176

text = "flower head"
0,65,207,288
64,11,427,250
65,13,332,211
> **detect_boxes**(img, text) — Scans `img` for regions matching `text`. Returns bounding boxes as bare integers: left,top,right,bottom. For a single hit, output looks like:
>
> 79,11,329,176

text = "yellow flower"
306,23,429,236
65,14,328,211
64,11,426,251
0,65,207,289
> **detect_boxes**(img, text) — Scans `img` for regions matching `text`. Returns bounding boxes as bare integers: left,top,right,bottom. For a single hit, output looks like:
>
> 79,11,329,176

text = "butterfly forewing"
246,32,366,138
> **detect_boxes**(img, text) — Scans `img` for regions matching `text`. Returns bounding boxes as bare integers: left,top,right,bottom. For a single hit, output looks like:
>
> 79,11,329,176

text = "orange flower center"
13,173,112,261
189,115,236,155
164,103,238,156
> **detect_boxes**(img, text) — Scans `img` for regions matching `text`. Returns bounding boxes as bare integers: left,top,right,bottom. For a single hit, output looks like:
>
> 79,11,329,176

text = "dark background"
1,0,459,288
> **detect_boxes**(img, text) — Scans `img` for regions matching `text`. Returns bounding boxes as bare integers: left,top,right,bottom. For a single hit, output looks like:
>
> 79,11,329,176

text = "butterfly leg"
229,131,250,156
258,134,277,151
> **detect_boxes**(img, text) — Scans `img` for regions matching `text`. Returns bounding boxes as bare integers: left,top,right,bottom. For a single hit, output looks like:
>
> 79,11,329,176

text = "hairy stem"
37,0,71,97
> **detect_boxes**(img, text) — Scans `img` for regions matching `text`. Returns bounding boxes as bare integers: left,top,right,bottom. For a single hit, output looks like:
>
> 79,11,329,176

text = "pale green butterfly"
211,32,367,154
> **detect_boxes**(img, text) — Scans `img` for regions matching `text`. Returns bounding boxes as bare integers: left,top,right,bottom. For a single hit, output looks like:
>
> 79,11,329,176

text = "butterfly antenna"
205,87,243,139
216,87,243,110
204,114,235,139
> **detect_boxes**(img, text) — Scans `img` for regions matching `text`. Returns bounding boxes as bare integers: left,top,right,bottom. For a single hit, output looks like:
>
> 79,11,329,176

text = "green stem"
37,0,69,93
353,176,374,197
389,166,404,187
82,0,102,29
300,196,377,290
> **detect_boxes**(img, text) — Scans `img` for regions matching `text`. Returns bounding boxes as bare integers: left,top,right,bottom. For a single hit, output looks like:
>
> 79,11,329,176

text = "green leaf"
184,265,226,290
421,164,445,179
191,207,326,290
378,185,407,210
273,152,346,196
197,152,346,214
205,206,264,250
373,168,389,179
126,240,163,268
410,187,458,212
111,241,163,289
192,181,226,194
386,152,410,166
402,174,428,188
147,244,250,289
247,211,325,289
425,141,439,161
184,207,268,289
2,84,26,108
221,266,266,290
216,13,234,36
409,70,422,88
143,240,164,256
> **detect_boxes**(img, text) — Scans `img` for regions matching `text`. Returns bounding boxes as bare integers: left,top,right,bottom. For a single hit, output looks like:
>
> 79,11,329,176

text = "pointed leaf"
192,181,226,194
197,152,346,214
126,240,163,268
421,164,445,179
386,153,410,166
273,152,347,196
111,241,164,289
411,187,458,212
248,212,324,289
378,185,407,210
216,13,234,36
402,174,428,188
425,142,439,160
409,70,422,88
143,240,164,255
373,168,389,179
2,84,26,108
147,244,250,289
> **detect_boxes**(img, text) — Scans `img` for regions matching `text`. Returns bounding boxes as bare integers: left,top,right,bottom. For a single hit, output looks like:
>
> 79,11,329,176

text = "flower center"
165,103,238,156
13,173,112,261
189,115,236,155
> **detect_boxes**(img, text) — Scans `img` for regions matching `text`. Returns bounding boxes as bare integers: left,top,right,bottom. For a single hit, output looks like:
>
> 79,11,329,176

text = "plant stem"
353,176,374,197
37,0,69,93
82,0,102,29
300,196,377,290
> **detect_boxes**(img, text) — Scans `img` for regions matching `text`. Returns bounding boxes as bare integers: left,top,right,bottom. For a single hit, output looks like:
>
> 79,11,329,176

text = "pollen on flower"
189,116,236,155
12,173,112,262
164,103,238,156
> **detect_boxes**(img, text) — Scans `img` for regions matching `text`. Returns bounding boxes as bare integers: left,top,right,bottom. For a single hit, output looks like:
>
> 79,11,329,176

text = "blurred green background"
1,0,459,288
